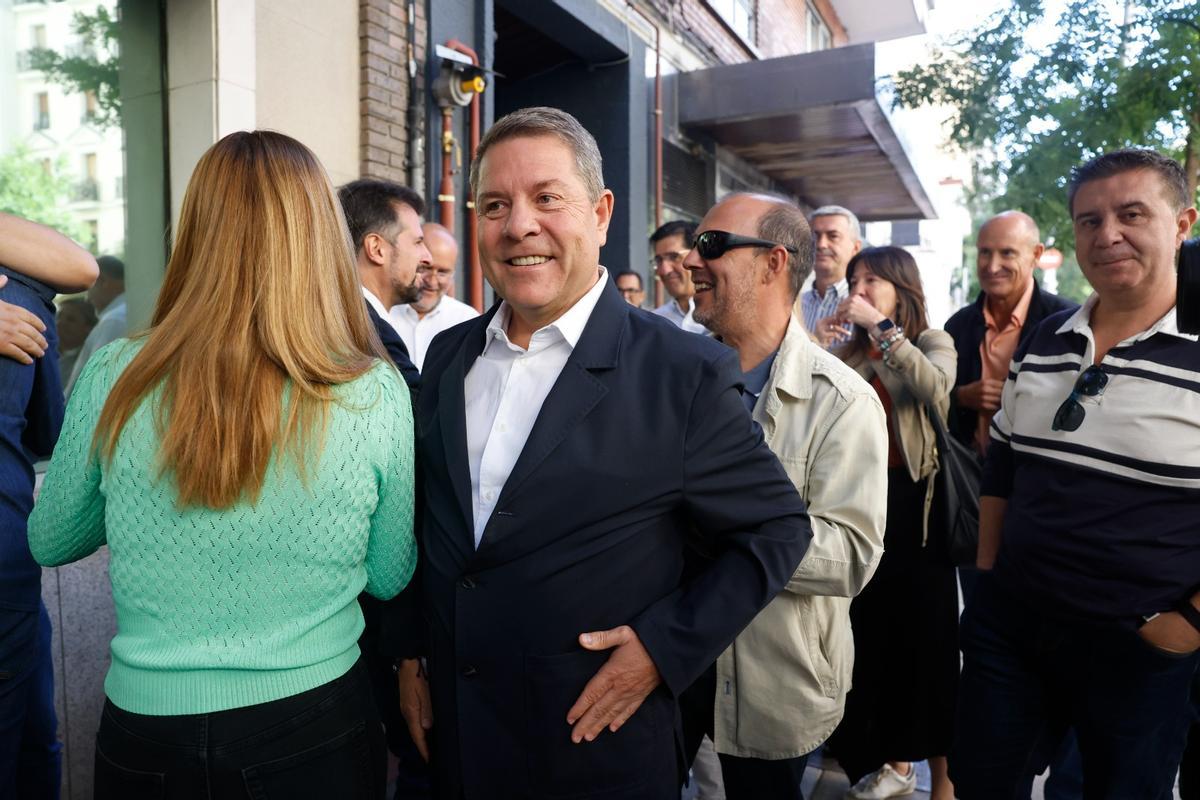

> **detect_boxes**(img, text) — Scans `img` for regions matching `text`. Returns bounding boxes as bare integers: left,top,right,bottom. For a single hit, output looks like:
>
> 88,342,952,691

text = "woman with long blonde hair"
29,131,415,800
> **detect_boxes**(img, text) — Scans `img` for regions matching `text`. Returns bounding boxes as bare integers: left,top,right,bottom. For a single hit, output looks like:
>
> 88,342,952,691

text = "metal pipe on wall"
626,4,664,307
444,39,483,312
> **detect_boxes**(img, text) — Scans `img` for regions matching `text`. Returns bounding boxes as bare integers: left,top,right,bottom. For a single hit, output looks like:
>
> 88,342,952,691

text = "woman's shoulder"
335,359,410,408
74,337,143,390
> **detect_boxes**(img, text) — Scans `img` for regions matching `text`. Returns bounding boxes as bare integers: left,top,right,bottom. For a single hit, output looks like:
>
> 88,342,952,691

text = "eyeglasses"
650,250,689,269
694,230,799,260
1051,365,1108,432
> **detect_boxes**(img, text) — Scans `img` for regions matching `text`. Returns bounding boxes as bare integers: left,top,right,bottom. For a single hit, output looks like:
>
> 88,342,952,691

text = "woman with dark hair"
828,246,959,800
28,131,416,800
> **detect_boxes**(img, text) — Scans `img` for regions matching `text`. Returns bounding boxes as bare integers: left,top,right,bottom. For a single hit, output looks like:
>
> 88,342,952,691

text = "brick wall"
359,0,426,181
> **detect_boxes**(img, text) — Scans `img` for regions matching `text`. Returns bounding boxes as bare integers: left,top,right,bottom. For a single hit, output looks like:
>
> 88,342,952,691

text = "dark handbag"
925,402,982,567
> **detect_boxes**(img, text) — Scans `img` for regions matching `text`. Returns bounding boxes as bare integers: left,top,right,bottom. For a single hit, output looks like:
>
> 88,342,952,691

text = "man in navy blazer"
398,107,812,799
339,178,429,390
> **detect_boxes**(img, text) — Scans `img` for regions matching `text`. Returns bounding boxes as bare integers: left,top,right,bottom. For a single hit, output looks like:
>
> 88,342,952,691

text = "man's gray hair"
809,205,862,243
469,106,605,203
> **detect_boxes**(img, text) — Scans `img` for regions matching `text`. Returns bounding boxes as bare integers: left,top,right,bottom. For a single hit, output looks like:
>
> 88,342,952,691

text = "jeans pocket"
525,649,661,798
94,742,165,800
242,721,372,800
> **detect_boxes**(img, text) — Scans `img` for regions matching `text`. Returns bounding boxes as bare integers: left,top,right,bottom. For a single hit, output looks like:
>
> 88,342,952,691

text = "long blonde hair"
94,130,386,508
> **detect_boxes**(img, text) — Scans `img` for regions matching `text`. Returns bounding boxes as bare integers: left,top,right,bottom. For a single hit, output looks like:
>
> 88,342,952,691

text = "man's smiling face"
475,134,613,328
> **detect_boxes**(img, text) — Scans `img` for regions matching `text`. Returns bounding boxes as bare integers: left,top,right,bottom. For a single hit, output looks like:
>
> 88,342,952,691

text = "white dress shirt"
389,295,480,371
653,296,709,335
464,268,608,547
361,286,393,325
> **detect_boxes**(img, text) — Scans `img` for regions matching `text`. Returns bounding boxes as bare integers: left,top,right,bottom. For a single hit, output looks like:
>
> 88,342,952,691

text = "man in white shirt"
388,222,479,370
396,107,812,800
65,254,125,396
651,220,709,334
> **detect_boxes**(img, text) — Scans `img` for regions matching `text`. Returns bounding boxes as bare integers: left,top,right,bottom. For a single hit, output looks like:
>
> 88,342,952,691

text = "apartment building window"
34,92,50,130
75,152,100,201
709,0,755,45
83,90,99,123
807,1,832,51
32,24,47,49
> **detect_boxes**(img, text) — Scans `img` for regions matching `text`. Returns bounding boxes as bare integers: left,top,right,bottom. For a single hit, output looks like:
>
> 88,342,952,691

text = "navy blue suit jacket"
364,299,420,391
416,278,811,799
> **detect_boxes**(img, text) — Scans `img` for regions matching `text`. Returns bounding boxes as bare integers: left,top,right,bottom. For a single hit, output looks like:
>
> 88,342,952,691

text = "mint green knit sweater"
29,340,416,715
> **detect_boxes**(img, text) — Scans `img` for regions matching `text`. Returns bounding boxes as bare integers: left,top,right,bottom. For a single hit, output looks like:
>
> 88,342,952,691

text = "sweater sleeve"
364,366,417,601
28,341,123,566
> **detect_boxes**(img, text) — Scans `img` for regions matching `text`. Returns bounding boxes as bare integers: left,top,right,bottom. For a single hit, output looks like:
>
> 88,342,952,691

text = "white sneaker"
845,763,917,799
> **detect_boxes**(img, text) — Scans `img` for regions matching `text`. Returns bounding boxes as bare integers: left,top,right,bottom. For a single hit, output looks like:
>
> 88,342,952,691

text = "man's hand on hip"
566,625,662,744
1139,612,1200,655
396,658,433,762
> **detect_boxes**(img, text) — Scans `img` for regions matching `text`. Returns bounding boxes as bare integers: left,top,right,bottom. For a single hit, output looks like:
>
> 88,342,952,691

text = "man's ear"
764,247,790,286
593,190,615,247
1177,207,1199,246
362,232,387,267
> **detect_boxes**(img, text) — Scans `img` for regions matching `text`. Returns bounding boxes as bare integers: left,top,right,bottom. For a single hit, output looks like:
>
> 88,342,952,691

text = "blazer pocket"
525,649,659,798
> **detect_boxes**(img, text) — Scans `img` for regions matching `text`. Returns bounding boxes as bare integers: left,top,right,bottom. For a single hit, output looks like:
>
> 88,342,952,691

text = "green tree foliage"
891,0,1200,295
0,146,89,244
29,7,121,129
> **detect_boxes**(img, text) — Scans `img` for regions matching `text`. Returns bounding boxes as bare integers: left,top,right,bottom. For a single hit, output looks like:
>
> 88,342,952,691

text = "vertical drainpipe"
627,3,664,307
444,39,483,312
405,0,422,191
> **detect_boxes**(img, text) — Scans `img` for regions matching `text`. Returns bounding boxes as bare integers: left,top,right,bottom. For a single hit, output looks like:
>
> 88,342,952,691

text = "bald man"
945,211,1077,457
388,222,480,371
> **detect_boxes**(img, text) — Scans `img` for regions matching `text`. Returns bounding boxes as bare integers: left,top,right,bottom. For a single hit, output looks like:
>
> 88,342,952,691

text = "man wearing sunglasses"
953,149,1200,799
650,220,709,334
676,192,887,799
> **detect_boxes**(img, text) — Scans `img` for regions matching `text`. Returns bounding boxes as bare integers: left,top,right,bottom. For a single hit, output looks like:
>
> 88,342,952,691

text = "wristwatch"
874,318,896,336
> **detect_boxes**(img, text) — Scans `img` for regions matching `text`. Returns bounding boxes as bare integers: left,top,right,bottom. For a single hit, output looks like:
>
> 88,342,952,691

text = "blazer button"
462,665,479,677
458,576,477,589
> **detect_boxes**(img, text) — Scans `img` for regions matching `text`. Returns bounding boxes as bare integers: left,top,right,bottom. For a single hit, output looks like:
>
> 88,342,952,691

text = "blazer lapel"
437,309,494,544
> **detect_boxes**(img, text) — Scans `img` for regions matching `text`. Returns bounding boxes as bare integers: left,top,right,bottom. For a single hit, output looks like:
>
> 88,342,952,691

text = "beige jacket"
714,316,888,759
846,328,957,539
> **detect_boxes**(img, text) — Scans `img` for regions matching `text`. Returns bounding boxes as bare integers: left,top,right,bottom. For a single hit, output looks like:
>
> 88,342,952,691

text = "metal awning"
677,43,936,221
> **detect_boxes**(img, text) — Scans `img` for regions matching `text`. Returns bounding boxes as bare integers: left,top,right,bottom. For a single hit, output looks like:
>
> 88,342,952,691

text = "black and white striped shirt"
983,295,1200,622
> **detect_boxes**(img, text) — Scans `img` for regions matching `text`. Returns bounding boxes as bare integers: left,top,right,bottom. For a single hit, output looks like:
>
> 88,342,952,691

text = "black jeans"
951,572,1199,800
94,658,386,800
680,663,811,800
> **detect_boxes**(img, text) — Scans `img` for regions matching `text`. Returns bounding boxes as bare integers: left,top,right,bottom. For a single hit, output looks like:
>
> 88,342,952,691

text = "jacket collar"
760,315,814,424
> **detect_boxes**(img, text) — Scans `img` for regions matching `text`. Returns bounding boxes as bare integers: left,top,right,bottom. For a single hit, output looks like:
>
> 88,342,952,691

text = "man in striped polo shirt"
951,149,1200,798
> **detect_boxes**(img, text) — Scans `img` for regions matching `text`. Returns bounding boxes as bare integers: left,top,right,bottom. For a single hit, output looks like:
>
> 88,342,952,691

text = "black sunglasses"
694,230,799,260
1051,365,1108,432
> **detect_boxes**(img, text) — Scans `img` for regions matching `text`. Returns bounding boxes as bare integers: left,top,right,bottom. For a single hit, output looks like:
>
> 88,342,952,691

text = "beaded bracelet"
877,328,905,352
